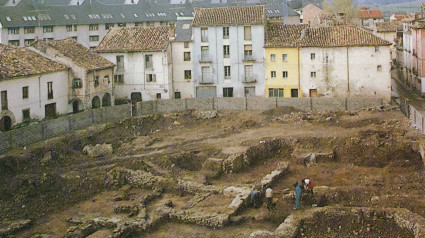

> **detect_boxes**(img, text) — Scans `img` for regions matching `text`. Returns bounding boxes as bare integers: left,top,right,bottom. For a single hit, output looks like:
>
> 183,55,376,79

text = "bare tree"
322,0,360,21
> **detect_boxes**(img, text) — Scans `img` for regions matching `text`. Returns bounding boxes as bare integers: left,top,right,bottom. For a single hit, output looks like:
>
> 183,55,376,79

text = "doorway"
0,116,12,131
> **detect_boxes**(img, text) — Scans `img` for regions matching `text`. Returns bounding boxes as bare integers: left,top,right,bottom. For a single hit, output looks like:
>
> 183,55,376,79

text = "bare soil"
0,107,424,237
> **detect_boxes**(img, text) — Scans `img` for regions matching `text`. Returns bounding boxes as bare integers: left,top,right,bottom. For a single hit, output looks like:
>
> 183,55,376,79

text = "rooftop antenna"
283,0,288,24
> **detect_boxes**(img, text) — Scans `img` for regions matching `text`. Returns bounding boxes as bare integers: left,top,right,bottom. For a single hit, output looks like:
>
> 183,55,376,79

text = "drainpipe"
38,75,41,108
346,47,350,94
298,47,301,97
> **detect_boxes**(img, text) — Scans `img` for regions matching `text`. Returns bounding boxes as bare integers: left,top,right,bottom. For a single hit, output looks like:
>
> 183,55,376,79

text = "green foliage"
323,0,360,20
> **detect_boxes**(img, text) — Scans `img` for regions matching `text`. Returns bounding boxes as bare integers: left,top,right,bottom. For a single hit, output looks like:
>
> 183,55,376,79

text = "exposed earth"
0,106,424,237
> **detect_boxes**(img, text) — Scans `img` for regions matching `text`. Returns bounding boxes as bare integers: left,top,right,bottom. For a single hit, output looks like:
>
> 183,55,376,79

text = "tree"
322,0,360,21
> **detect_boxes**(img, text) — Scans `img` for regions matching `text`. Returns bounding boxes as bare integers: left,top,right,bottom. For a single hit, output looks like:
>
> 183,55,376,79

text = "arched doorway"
0,116,12,132
92,96,101,109
102,93,111,107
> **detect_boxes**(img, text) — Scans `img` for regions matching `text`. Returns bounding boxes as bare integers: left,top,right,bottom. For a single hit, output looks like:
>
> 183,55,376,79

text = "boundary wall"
0,104,131,154
135,97,384,116
1,97,385,154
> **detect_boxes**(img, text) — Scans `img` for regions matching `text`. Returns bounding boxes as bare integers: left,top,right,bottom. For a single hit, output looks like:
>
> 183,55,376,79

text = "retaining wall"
0,104,131,154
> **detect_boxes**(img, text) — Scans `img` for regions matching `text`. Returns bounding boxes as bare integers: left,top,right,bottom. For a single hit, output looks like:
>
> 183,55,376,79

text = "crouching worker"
304,179,314,195
250,189,260,208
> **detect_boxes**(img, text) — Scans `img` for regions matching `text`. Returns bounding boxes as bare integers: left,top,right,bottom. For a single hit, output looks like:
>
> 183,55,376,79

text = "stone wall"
0,104,131,154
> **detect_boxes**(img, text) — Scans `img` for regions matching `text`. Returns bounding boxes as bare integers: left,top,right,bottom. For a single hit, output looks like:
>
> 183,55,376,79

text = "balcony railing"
242,75,256,83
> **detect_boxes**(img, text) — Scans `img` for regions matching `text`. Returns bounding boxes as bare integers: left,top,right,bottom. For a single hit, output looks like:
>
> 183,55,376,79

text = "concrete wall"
136,97,384,115
0,104,131,154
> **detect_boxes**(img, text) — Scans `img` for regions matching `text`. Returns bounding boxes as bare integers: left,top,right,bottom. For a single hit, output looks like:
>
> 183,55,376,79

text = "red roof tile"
192,5,265,26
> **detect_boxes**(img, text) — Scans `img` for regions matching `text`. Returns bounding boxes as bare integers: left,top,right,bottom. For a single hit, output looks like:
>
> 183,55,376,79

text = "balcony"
242,75,256,83
243,55,255,62
200,56,212,63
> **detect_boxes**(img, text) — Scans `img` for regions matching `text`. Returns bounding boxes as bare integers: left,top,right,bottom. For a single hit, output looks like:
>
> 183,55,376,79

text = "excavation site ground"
1,107,425,237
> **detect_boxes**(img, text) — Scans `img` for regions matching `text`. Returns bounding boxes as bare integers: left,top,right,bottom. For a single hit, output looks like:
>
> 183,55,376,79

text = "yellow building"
264,23,307,98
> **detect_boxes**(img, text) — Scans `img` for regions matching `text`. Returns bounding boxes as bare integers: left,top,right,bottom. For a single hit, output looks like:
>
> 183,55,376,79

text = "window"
8,27,19,34
223,27,229,39
224,66,231,79
270,54,276,62
73,25,78,31
1,91,8,110
201,27,208,42
377,65,382,71
146,74,156,82
309,89,317,97
156,93,161,99
271,71,276,78
47,82,53,99
72,36,77,41
223,45,230,58
44,38,54,42
244,26,251,40
22,109,30,122
291,89,298,98
89,35,99,42
184,42,189,48
103,75,110,85
244,45,252,59
244,65,253,81
184,52,191,61
22,86,29,99
116,55,124,70
268,88,284,98
24,27,35,34
202,66,210,82
135,22,142,26
105,23,114,30
184,70,192,80
311,72,316,78
282,54,288,61
201,46,209,61
72,78,82,88
114,75,124,84
375,46,379,52
24,39,34,45
8,40,20,46
94,76,99,87
175,92,181,99
223,87,233,97
283,71,288,78
146,22,154,27
43,26,53,33
311,53,315,60
89,24,99,31
117,23,126,27
145,54,153,69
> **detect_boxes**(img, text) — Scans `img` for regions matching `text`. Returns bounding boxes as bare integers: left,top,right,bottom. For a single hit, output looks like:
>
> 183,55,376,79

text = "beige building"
300,3,325,26
31,38,115,112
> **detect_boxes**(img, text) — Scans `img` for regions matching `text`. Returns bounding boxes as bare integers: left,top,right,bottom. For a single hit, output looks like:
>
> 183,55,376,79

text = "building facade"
192,5,266,98
31,38,115,112
0,45,68,131
95,26,174,102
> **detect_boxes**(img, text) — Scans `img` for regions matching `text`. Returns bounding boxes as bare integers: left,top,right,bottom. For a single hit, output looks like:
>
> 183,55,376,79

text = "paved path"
391,69,425,112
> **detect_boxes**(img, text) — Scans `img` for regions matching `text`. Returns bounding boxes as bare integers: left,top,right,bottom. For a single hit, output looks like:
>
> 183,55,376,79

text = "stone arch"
0,111,15,132
102,93,111,107
92,96,101,109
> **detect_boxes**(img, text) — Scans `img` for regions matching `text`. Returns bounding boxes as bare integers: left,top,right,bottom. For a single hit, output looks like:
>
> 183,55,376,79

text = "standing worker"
266,186,273,211
295,184,302,210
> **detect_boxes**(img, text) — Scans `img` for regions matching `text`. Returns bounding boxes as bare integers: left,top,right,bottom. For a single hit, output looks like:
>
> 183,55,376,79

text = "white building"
0,0,299,48
0,45,69,131
30,38,115,112
172,18,194,99
299,25,392,101
95,26,174,102
192,5,266,98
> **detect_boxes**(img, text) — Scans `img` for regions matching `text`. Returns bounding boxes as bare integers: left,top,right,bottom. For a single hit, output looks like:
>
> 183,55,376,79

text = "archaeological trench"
0,107,425,237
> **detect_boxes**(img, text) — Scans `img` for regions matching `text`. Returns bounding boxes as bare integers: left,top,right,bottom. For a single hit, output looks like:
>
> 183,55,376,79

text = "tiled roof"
265,23,391,48
95,26,173,52
192,5,265,26
359,8,383,19
32,38,115,71
0,47,67,80
265,23,308,47
375,21,402,32
0,44,17,51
